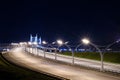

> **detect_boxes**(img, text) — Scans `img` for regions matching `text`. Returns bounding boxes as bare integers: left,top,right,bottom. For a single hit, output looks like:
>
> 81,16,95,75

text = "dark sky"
0,0,120,45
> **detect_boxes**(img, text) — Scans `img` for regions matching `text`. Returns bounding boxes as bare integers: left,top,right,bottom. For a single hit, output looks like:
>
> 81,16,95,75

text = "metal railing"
24,46,120,74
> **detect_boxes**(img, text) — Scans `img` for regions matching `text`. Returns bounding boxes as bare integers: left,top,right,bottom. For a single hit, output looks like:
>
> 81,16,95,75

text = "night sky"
0,0,120,45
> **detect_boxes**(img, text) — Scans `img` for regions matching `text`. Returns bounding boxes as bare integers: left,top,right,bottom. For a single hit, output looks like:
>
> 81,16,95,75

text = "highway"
3,47,120,80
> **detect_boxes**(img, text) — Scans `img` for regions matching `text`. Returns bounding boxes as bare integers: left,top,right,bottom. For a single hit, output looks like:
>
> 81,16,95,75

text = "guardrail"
25,47,120,74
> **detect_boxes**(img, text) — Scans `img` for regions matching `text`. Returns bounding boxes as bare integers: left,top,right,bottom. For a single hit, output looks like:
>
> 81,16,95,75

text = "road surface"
3,47,120,80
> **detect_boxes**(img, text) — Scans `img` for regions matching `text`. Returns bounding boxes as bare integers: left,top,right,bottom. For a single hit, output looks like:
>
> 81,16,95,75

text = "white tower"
30,34,41,45
35,34,38,42
30,34,33,42
39,37,41,45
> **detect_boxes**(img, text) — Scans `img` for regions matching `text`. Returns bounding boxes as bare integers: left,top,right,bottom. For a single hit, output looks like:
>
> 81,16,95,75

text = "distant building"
30,34,41,45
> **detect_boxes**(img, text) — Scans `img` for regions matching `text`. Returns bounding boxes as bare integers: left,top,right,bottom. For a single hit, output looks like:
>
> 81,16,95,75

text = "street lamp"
82,38,104,71
33,42,37,45
57,40,75,64
65,43,75,64
33,42,37,55
42,41,47,58
105,39,120,52
82,38,90,44
57,40,63,45
28,42,32,53
28,42,32,45
42,41,47,44
54,40,63,60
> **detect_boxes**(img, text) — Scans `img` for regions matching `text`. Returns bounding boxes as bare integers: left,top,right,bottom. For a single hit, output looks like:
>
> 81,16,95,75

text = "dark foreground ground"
0,53,61,80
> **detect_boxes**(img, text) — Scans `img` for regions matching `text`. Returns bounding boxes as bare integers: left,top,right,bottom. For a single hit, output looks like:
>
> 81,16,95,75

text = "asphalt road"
3,47,120,80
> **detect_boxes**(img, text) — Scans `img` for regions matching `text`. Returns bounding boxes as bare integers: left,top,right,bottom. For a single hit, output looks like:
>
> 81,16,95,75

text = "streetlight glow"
65,41,69,44
52,42,55,44
33,42,37,45
82,38,90,44
42,41,47,44
116,39,120,43
28,42,32,45
57,40,63,45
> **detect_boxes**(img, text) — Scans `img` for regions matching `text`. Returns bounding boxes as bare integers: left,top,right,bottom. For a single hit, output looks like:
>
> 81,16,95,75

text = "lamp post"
71,49,74,64
28,42,31,53
42,41,47,58
56,40,75,64
65,44,75,64
28,42,33,53
75,43,82,52
82,38,104,71
33,42,38,55
55,40,63,60
104,39,120,53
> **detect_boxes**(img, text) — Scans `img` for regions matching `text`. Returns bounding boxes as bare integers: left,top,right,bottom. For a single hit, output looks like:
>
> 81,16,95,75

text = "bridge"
0,42,120,80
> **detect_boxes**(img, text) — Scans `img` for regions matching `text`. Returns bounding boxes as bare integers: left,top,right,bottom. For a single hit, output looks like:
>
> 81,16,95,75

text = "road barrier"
25,47,120,74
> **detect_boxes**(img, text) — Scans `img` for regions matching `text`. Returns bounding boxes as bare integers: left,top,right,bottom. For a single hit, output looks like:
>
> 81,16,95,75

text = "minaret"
35,34,38,43
30,34,33,42
39,37,41,45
